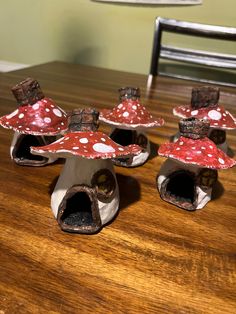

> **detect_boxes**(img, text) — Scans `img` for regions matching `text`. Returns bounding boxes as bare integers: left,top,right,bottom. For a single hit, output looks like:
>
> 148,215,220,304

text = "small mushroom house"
173,86,236,154
99,87,164,167
31,108,142,234
0,78,67,166
157,118,236,211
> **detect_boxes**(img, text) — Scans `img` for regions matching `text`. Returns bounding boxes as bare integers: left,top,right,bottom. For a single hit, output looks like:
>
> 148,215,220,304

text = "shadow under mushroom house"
31,108,142,234
0,78,68,166
157,117,236,211
172,86,236,156
99,87,164,167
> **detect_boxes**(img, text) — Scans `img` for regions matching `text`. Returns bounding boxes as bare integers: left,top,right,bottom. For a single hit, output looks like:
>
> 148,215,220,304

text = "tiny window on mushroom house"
0,78,68,166
30,108,142,234
157,118,236,211
172,86,236,156
99,87,164,167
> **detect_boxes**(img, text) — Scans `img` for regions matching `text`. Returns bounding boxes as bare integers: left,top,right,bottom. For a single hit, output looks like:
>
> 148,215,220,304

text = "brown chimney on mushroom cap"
11,77,45,106
68,108,99,132
191,86,219,109
179,117,210,139
119,87,140,101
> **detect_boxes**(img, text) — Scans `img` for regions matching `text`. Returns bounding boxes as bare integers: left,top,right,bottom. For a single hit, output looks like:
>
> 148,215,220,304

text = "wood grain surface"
0,62,235,314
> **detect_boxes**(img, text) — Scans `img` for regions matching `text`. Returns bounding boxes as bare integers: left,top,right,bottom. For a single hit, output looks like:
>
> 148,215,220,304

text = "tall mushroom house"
0,78,68,166
31,108,142,234
99,87,164,167
157,118,236,211
173,86,236,154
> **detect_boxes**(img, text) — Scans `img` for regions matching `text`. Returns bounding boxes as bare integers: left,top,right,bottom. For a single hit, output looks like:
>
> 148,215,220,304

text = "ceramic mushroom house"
173,86,236,154
31,108,142,234
0,78,67,166
157,118,236,211
99,87,164,167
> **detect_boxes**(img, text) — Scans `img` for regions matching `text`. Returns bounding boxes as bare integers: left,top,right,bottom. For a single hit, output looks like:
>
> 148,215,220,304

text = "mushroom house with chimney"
99,87,164,167
0,78,68,166
173,86,236,155
157,118,236,211
31,108,142,234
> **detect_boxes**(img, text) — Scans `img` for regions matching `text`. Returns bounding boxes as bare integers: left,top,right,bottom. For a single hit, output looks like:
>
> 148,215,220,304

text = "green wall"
0,0,235,74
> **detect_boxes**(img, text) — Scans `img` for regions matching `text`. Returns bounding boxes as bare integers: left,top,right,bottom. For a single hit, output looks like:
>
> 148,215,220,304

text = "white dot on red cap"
191,110,198,116
197,151,201,154
44,117,51,123
118,104,123,109
208,154,213,157
60,141,64,144
223,113,226,117
5,121,9,124
218,158,225,164
186,109,190,112
6,109,19,119
45,108,50,112
32,103,39,110
93,143,115,153
201,146,206,149
192,147,196,150
176,147,180,150
123,111,129,117
209,145,213,149
53,108,62,117
132,105,137,110
186,157,192,160
208,110,222,120
72,146,79,150
118,147,124,151
214,122,218,126
101,138,106,142
18,125,22,128
217,108,221,111
61,122,64,125
26,127,30,130
79,138,88,144
64,137,69,141
179,141,184,145
222,124,226,127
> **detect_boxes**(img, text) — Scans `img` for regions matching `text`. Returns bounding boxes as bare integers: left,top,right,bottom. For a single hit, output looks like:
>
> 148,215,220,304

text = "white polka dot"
208,110,222,120
192,147,196,150
60,141,64,144
191,110,198,116
132,105,137,110
61,122,64,125
79,138,88,144
64,137,69,141
179,142,184,145
45,108,50,112
201,146,206,150
101,138,106,142
53,108,62,117
72,146,79,150
26,127,30,131
118,147,124,151
5,121,9,124
208,154,213,157
222,124,226,127
176,147,180,150
44,117,51,123
223,113,226,117
197,151,201,154
118,104,123,109
218,158,225,164
93,143,115,153
217,108,221,111
186,157,192,160
209,145,213,149
32,103,39,110
6,109,19,119
123,111,129,117
186,109,190,112
214,123,218,126
18,125,22,128
19,113,24,119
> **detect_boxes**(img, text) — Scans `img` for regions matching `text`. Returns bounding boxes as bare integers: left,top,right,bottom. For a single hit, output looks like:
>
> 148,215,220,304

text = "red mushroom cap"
158,136,236,169
31,131,142,159
173,105,236,130
100,99,164,129
0,98,68,135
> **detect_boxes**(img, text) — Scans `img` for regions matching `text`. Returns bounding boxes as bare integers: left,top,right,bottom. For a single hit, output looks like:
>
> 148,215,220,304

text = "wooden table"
0,62,235,314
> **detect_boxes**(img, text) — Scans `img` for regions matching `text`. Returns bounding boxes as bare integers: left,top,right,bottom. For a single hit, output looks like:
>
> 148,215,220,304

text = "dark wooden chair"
148,17,236,88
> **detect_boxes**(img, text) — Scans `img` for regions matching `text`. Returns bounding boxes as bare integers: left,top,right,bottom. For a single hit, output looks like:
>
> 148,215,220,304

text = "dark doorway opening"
61,192,94,227
110,129,136,146
165,170,196,205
